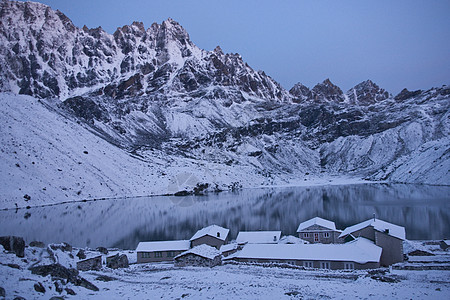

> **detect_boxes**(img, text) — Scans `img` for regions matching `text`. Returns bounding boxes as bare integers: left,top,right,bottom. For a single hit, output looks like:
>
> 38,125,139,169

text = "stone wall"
191,236,225,249
175,253,221,267
137,250,185,263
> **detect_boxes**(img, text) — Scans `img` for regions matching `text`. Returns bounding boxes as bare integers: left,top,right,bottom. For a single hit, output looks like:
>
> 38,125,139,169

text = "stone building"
339,218,405,266
297,217,343,244
190,225,229,249
136,240,190,263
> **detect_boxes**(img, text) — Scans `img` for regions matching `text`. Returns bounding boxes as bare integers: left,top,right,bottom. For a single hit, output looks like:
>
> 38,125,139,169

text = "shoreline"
3,176,444,211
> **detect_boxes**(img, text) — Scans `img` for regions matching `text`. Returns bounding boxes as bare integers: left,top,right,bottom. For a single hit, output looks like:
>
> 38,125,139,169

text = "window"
303,261,314,268
155,251,163,258
167,251,175,257
320,262,330,269
323,232,330,238
141,252,151,258
314,233,319,242
303,233,309,238
344,263,354,270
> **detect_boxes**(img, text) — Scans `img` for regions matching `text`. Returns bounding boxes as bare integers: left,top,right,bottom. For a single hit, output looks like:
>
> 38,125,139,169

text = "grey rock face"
311,79,345,102
346,80,390,104
0,1,288,103
289,83,312,102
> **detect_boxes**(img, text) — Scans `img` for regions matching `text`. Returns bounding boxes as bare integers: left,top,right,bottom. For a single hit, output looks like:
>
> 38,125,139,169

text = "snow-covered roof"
175,244,221,260
220,243,238,253
136,240,190,252
190,225,229,242
339,218,406,240
226,238,382,264
278,235,308,245
236,231,282,244
297,217,337,232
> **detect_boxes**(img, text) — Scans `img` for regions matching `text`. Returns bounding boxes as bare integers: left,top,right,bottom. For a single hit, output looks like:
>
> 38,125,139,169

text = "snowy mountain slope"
0,0,449,208
1,93,294,209
319,86,450,184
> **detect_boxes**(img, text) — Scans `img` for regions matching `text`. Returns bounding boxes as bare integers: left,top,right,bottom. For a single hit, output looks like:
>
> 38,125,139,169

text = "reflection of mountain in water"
0,184,448,249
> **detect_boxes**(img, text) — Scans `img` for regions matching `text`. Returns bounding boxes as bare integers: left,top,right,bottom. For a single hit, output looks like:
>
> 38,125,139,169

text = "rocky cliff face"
1,0,449,192
0,1,288,102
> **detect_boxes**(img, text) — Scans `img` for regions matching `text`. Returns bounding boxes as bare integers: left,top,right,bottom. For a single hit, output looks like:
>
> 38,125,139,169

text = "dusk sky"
31,0,450,95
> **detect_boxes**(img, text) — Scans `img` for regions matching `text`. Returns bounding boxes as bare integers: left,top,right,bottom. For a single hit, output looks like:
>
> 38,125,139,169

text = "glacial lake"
0,183,449,249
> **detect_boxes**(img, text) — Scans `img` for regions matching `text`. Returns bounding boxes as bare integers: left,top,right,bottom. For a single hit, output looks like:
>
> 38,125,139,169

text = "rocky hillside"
0,0,448,207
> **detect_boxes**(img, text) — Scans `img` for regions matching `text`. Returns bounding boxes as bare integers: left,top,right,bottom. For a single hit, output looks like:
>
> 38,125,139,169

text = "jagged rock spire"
311,79,345,102
346,80,390,105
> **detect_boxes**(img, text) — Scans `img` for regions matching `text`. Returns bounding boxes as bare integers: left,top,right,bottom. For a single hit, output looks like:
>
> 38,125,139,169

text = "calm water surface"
0,183,449,249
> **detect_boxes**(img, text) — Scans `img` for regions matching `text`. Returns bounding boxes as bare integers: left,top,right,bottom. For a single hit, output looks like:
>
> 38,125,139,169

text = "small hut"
175,244,221,267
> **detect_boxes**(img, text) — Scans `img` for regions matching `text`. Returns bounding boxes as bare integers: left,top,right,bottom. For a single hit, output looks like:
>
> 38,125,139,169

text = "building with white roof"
220,243,239,257
278,235,308,245
225,238,382,270
339,218,406,266
236,231,282,245
136,240,190,263
296,217,343,244
190,224,230,249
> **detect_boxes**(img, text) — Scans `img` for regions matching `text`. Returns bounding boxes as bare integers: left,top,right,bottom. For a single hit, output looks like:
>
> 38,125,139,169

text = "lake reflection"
0,183,449,249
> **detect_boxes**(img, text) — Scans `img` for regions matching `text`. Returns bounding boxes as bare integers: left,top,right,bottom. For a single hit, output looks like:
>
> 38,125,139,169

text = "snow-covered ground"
0,242,449,300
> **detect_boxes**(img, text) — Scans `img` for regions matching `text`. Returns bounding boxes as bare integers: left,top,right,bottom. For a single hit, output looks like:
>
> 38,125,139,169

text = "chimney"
373,213,376,222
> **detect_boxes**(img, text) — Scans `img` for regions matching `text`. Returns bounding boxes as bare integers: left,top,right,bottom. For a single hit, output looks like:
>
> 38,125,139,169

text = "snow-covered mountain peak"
289,82,311,103
311,79,345,102
346,80,390,105
213,45,224,55
0,0,290,102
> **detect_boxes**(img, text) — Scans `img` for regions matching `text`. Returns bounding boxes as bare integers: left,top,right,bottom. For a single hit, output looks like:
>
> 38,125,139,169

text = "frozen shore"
1,240,449,299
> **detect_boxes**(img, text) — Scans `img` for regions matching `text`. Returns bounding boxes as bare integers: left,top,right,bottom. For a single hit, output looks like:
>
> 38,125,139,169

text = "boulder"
49,242,72,252
96,246,108,254
95,275,116,282
106,254,129,269
54,279,64,294
29,241,46,248
34,282,46,293
408,250,435,256
0,236,25,257
30,264,79,282
65,288,76,295
77,256,102,271
76,249,86,259
29,263,98,291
